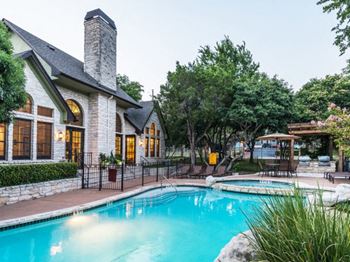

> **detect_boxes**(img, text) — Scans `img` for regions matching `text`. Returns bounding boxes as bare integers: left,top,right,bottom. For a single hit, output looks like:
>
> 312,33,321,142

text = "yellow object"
209,152,218,165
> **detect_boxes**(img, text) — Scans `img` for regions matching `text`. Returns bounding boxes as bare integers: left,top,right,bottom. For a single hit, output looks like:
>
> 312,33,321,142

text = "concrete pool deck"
0,175,347,224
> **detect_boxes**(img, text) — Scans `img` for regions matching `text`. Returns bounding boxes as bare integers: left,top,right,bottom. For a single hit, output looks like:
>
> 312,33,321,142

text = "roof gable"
3,19,141,108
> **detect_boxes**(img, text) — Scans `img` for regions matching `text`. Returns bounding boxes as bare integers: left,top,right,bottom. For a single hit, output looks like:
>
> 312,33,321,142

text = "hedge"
0,162,78,187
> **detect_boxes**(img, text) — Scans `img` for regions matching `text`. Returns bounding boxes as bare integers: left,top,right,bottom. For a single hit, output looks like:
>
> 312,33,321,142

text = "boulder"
215,230,256,262
308,184,350,207
206,176,217,186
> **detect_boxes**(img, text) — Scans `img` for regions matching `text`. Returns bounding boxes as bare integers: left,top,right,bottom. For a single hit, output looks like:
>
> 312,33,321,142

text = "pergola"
257,133,300,169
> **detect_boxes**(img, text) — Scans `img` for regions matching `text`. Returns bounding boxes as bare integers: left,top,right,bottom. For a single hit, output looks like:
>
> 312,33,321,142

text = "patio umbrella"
257,133,300,141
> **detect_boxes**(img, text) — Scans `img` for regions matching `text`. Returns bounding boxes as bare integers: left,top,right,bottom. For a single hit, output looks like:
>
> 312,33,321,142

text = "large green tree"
0,22,26,122
116,74,144,102
318,0,350,55
294,74,350,121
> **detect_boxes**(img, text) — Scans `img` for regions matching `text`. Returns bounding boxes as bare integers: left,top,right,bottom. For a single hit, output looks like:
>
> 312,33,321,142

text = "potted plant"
99,153,109,169
107,151,122,182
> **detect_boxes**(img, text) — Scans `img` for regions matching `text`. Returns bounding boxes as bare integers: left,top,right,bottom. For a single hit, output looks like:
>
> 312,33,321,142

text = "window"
38,106,53,117
17,95,32,114
145,127,149,134
116,114,122,133
115,134,122,156
125,135,136,164
156,138,160,157
150,137,155,157
150,123,156,136
66,99,83,126
13,119,32,160
0,124,6,160
145,137,149,157
37,122,52,159
157,130,160,137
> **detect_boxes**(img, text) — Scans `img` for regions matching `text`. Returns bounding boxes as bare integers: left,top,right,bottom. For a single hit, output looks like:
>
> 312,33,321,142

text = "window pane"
115,134,122,156
66,99,83,126
37,122,52,159
126,136,135,164
13,119,32,159
116,114,122,133
17,96,32,114
145,127,149,135
156,138,160,157
0,123,6,160
150,138,155,157
38,106,53,117
150,123,156,136
157,130,160,137
145,137,149,157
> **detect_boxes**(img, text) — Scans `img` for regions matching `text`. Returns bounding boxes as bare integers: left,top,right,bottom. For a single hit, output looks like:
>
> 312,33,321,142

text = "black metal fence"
81,159,181,191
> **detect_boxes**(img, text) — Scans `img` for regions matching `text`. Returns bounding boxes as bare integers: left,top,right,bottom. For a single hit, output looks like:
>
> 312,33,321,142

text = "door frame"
65,126,85,163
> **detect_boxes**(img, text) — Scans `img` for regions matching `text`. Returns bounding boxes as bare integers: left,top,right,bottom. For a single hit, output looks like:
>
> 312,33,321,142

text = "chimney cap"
84,8,116,29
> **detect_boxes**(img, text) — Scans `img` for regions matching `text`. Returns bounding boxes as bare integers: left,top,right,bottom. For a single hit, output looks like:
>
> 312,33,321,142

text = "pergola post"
328,136,333,161
290,139,294,169
339,148,344,172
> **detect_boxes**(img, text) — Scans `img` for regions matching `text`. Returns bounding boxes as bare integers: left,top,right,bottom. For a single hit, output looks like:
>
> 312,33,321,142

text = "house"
1,9,166,165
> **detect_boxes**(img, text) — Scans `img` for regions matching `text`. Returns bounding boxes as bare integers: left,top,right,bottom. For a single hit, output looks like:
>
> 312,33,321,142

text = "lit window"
13,119,32,160
115,134,122,156
126,135,135,164
37,122,52,159
17,95,32,114
150,123,156,136
145,137,149,157
156,138,160,157
66,99,83,126
0,124,6,160
150,138,155,157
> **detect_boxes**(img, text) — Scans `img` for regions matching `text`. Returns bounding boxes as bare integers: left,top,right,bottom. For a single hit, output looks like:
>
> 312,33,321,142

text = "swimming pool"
220,180,293,189
0,186,265,262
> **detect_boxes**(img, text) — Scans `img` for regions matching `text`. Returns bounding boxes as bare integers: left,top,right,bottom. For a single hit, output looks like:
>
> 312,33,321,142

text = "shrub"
0,162,78,187
232,160,261,173
247,190,350,261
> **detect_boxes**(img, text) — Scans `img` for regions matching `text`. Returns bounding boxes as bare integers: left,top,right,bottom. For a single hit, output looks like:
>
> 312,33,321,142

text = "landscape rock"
215,230,256,262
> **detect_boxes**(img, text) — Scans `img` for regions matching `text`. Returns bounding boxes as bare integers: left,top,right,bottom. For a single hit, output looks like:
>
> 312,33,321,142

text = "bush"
232,160,261,173
247,190,350,261
0,162,78,187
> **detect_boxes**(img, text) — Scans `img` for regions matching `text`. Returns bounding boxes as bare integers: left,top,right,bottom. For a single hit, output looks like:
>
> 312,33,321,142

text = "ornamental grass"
247,189,350,262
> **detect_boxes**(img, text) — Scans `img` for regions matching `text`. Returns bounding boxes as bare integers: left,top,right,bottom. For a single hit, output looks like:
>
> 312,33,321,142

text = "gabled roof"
125,101,154,132
125,101,168,138
16,50,75,122
3,19,141,108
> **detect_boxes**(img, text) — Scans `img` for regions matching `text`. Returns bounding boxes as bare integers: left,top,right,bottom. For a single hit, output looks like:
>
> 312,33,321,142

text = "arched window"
17,94,33,114
116,114,122,133
66,99,83,126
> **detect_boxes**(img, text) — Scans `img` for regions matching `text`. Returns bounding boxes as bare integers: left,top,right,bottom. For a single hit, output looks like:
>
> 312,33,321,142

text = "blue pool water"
0,187,265,262
222,180,293,189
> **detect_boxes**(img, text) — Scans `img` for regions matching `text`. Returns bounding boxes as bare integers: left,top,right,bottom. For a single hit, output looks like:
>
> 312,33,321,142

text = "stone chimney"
84,9,117,90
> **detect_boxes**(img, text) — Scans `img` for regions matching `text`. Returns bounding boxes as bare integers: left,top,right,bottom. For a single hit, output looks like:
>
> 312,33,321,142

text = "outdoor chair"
258,161,270,177
188,165,207,179
176,165,192,178
212,166,227,177
299,155,311,167
318,156,331,167
326,172,350,184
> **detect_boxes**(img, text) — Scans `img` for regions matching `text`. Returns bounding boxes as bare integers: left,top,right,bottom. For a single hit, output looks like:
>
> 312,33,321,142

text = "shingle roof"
85,9,116,30
3,19,141,108
125,101,154,132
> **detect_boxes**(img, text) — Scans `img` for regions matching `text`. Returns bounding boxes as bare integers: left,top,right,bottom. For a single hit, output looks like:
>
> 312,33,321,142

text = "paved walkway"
0,175,346,222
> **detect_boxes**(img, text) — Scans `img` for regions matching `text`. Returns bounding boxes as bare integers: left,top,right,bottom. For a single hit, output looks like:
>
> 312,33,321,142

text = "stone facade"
0,178,81,206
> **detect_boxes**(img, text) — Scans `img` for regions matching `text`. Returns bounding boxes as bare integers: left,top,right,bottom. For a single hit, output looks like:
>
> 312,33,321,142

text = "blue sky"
0,0,347,99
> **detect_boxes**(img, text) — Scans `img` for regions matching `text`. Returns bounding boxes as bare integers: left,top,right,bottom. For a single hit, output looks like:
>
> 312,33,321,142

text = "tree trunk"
248,139,256,163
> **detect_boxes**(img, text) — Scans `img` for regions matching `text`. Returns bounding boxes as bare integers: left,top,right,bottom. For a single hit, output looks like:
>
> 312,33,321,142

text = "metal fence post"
99,163,102,191
121,162,124,191
142,163,145,186
167,160,170,179
81,153,85,189
156,161,159,182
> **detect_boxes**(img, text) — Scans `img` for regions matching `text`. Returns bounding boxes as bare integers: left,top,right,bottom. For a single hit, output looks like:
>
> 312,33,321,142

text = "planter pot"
108,168,117,182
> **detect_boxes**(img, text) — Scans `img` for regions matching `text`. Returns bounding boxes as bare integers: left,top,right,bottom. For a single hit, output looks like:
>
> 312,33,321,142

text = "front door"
125,135,136,164
65,127,84,163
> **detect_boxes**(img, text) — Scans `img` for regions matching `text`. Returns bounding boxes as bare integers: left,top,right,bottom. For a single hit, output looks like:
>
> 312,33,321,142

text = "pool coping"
0,182,207,230
0,178,335,230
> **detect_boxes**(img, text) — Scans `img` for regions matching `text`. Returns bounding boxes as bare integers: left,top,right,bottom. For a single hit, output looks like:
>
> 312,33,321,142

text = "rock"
206,176,217,186
215,230,256,262
308,184,350,207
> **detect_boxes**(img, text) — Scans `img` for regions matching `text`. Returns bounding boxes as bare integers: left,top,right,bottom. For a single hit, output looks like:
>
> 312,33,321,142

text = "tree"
294,74,350,122
0,22,26,123
116,74,144,101
318,0,350,55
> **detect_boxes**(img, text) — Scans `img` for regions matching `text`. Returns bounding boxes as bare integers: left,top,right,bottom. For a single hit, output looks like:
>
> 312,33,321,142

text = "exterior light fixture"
139,138,143,147
58,131,64,141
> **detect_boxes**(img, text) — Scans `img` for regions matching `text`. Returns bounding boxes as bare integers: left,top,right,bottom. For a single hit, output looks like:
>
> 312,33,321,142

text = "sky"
0,0,347,100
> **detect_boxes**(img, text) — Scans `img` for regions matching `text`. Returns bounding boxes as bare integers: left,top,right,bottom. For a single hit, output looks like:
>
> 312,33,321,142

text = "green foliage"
335,201,350,213
0,162,78,187
116,74,144,101
0,21,26,123
318,0,350,55
232,160,260,173
99,152,122,167
294,74,350,121
248,189,350,261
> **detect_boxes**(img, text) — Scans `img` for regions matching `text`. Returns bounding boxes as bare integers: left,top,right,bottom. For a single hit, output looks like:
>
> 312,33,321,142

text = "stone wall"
0,178,81,206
